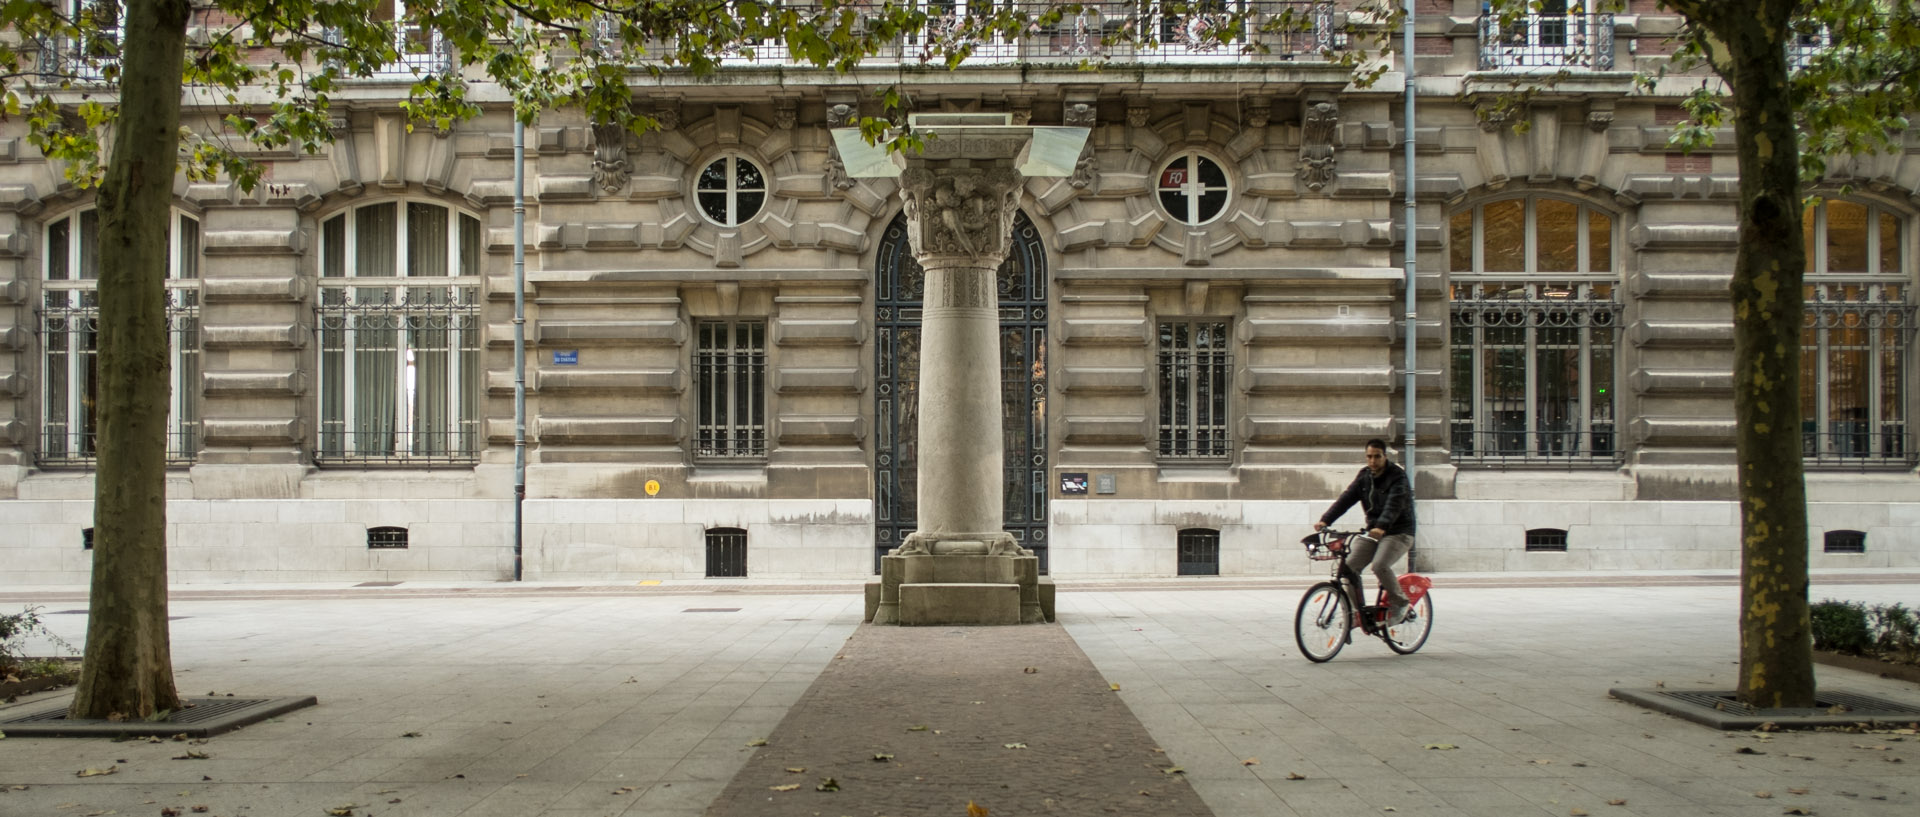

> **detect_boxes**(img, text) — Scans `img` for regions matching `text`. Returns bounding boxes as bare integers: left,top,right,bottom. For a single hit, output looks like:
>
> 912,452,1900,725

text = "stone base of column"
871,546,1043,626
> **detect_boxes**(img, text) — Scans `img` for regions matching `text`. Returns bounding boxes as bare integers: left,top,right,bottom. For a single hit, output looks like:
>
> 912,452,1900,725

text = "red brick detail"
1634,36,1680,56
1654,105,1690,125
1665,153,1712,173
1415,35,1453,56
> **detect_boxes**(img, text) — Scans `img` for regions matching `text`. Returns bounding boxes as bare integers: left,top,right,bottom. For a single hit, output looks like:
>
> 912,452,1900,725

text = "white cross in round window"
1157,153,1229,226
697,156,766,227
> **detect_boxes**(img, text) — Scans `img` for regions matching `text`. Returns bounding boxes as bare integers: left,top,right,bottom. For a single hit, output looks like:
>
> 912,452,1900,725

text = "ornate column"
833,114,1087,625
894,162,1026,558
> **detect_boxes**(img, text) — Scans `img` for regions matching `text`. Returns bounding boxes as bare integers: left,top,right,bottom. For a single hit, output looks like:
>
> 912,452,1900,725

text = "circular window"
1157,153,1229,226
696,156,766,227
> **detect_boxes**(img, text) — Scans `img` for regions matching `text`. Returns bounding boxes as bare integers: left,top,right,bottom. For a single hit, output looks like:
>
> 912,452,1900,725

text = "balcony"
325,23,453,79
1478,12,1614,72
711,1,1344,67
35,29,121,85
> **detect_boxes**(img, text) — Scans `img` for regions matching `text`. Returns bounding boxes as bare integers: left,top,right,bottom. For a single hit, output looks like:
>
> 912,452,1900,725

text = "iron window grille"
1800,201,1915,468
323,1,452,78
696,321,768,460
1478,2,1614,72
367,526,409,549
38,209,202,467
1823,529,1866,554
315,202,483,466
1176,528,1221,576
1157,320,1233,461
1448,197,1621,467
35,0,121,84
1525,528,1569,552
706,527,748,578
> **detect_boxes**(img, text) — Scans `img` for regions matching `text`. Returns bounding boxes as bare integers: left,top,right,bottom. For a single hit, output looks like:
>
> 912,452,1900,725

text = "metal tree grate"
0,695,316,738
1612,687,1920,730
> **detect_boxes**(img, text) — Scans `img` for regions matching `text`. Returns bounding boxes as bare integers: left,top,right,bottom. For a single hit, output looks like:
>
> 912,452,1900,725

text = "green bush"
1869,603,1919,664
0,606,50,674
1810,599,1874,654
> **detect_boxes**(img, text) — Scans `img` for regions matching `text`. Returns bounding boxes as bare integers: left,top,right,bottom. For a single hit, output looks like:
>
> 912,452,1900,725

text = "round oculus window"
1157,154,1229,226
697,156,766,227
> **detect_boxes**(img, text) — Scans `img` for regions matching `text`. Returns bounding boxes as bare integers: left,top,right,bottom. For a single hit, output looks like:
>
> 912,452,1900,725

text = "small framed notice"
1060,472,1089,495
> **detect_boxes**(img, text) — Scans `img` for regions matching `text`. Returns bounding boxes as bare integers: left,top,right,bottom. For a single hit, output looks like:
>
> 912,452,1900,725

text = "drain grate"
1612,688,1920,730
683,608,742,613
0,695,317,738
354,581,403,588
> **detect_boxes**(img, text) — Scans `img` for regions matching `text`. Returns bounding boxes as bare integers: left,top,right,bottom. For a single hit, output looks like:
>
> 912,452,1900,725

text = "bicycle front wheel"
1384,592,1433,655
1294,582,1351,663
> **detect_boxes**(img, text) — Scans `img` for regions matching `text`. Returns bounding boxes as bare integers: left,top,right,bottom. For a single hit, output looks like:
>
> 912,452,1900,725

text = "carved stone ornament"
1296,99,1338,192
652,99,681,132
773,98,797,130
826,101,858,128
899,164,1025,261
1246,99,1272,129
1587,107,1614,133
590,122,632,194
1064,101,1096,127
1068,147,1097,190
1476,102,1512,133
824,151,856,192
1127,100,1151,128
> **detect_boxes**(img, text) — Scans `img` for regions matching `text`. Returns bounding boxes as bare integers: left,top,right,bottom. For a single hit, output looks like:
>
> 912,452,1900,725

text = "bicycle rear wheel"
1294,582,1351,663
1384,592,1433,655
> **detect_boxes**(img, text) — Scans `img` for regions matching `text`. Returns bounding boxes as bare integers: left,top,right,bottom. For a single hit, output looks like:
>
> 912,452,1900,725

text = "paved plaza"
1,572,1917,817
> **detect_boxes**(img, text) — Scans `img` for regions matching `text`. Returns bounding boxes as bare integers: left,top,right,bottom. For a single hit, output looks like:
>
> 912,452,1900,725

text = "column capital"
898,162,1025,265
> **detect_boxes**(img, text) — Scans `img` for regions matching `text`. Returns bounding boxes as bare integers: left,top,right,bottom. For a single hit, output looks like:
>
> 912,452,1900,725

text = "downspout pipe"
512,114,528,582
1402,0,1420,564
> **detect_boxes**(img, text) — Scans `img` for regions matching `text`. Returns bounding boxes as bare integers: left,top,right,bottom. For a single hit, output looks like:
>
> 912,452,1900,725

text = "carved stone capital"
898,163,1025,264
1475,102,1513,133
590,121,632,195
1586,99,1616,133
1125,94,1151,128
825,101,858,128
1064,100,1097,128
651,97,681,132
773,97,797,130
1244,96,1272,129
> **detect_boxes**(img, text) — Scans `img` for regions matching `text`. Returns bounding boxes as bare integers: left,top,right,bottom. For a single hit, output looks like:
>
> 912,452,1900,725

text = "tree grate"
1612,687,1920,730
0,695,316,738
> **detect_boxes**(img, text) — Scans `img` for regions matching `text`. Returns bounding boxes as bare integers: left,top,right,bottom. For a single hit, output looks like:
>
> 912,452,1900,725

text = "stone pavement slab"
702,622,1212,817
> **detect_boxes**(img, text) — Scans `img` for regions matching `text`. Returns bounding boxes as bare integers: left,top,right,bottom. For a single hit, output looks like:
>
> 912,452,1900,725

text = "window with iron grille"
696,321,767,459
36,0,121,83
1176,528,1220,576
82,527,93,550
1448,197,1621,466
39,209,201,467
315,202,483,466
1525,528,1569,552
706,527,748,578
367,526,409,549
1823,529,1866,554
1157,321,1231,460
1800,201,1915,467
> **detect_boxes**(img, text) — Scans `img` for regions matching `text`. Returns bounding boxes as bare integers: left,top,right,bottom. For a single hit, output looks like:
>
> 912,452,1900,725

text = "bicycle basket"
1301,530,1347,561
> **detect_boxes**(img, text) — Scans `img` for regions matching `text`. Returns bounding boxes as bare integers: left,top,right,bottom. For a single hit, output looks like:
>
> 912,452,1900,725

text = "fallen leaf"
1004,743,1028,750
1571,809,1589,816
907,725,929,732
770,784,801,792
816,777,839,792
1787,754,1815,760
1023,667,1038,674
1242,757,1259,766
745,738,768,747
872,753,894,762
162,810,181,817
400,731,421,738
1787,788,1809,795
324,807,356,817
1423,744,1458,751
1162,766,1185,775
1886,757,1905,763
1736,747,1765,755
612,786,636,794
1756,791,1774,799
75,766,117,778
1784,809,1815,816
1531,759,1553,765
1109,683,1121,691
1852,744,1890,751
1384,808,1397,813
967,801,989,817
171,750,210,760
1607,799,1627,806
784,767,806,773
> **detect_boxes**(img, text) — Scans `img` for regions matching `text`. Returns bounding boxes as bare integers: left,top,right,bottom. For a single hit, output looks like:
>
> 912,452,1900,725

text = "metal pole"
512,111,527,582
1401,0,1420,565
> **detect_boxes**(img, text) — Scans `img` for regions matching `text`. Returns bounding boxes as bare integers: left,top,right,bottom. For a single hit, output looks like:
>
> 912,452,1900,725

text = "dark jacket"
1320,460,1415,535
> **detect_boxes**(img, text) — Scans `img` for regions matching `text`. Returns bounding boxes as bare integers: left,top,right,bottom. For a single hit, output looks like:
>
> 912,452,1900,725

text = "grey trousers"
1345,533,1414,609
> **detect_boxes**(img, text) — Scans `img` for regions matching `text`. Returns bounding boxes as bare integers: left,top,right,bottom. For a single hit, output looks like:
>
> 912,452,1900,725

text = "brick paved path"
704,622,1215,817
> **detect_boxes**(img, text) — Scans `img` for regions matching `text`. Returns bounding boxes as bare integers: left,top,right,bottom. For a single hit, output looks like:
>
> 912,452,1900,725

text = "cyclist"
1313,438,1416,624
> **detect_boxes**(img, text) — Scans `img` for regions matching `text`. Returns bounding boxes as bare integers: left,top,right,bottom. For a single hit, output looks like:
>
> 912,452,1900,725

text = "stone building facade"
3,1,1915,584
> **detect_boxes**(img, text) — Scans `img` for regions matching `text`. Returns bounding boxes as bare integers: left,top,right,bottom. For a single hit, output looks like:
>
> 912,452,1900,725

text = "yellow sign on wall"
644,479,661,497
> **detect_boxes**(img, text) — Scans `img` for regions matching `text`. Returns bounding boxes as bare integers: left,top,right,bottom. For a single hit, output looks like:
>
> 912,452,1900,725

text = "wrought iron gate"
874,212,1049,572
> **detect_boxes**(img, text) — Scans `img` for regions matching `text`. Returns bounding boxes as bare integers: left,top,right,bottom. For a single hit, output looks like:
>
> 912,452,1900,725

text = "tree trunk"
68,0,191,721
1703,1,1818,709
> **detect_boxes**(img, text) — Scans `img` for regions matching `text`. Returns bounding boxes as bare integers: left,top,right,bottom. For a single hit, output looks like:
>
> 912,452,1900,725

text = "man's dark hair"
1364,438,1390,453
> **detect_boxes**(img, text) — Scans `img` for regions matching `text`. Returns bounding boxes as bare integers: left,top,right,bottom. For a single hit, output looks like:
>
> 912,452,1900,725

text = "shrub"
1869,603,1919,665
1810,599,1874,654
0,606,50,674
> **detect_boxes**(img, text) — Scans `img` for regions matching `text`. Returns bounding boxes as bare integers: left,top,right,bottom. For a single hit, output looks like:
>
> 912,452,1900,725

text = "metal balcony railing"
1449,427,1624,468
35,30,121,84
38,427,201,468
325,24,454,79
315,428,480,466
1478,12,1614,72
708,1,1344,66
1803,427,1917,469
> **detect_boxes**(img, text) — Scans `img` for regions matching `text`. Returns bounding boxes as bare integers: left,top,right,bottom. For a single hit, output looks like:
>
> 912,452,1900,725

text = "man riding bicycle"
1314,438,1416,624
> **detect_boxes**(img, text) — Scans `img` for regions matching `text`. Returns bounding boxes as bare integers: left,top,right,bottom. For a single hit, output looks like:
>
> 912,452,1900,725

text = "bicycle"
1293,529,1433,662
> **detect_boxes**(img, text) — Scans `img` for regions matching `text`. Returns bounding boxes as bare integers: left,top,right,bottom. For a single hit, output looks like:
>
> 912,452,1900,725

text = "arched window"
40,208,201,466
315,200,483,464
1447,196,1620,464
1800,200,1914,465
